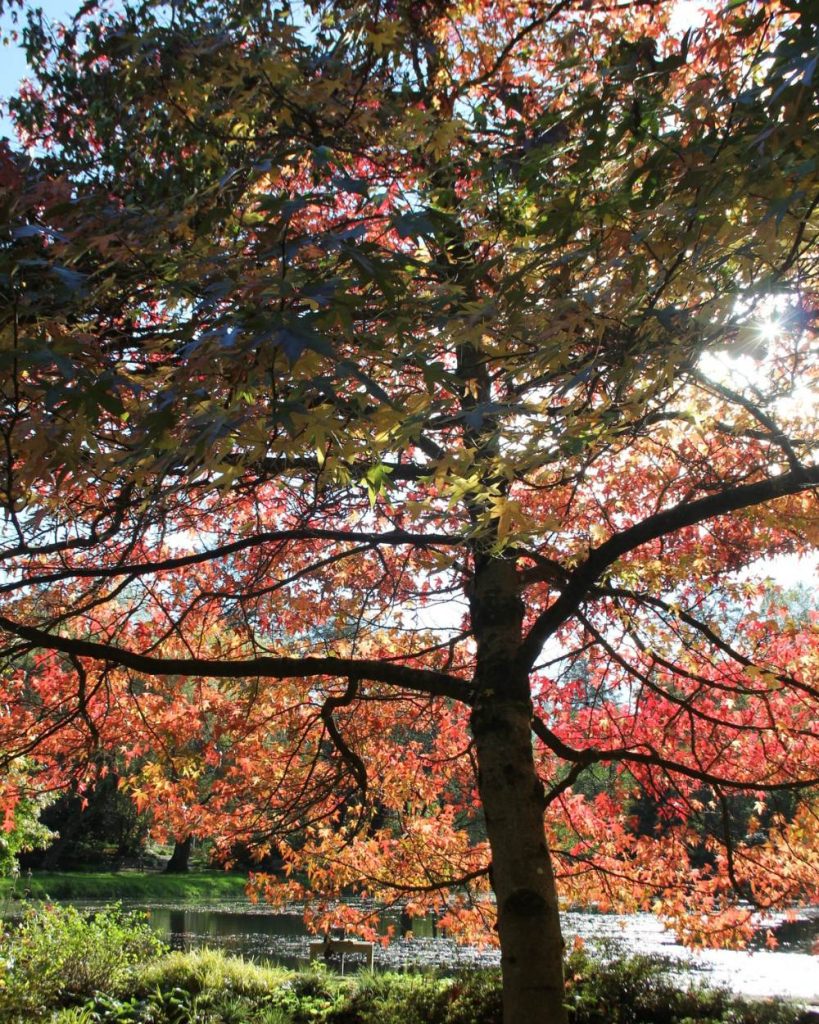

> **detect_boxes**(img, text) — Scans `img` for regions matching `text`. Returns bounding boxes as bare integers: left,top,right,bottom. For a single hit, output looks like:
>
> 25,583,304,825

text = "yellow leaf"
367,20,401,53
428,119,462,160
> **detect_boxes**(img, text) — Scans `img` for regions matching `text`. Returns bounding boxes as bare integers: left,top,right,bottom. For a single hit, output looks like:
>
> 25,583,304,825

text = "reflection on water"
752,910,819,953
145,902,439,971
143,902,819,962
140,901,819,999
151,905,309,969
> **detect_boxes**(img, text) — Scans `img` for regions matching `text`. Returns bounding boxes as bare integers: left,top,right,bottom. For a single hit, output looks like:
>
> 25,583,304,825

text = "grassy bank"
0,904,809,1024
0,869,250,901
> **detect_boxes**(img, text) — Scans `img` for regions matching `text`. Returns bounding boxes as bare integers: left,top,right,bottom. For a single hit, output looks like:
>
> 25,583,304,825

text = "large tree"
1,1,819,1020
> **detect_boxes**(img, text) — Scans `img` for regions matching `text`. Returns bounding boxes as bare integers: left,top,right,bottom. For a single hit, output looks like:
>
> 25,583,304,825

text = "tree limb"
0,615,473,703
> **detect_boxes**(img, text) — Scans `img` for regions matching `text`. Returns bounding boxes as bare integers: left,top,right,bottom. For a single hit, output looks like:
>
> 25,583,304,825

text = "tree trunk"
472,699,567,1024
470,557,568,1024
164,835,192,874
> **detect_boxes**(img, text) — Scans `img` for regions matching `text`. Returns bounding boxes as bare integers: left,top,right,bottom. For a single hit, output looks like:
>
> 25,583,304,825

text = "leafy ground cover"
0,870,249,901
0,905,808,1024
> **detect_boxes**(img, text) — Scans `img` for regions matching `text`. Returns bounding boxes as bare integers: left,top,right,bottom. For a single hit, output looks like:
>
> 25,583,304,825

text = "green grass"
0,869,250,901
134,948,292,996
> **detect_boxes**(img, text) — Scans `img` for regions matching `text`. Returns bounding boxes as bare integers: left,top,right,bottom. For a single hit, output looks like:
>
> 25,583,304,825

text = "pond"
25,897,817,1002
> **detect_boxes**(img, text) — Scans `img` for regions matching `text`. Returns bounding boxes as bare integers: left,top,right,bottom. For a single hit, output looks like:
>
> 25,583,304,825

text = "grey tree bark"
470,556,568,1024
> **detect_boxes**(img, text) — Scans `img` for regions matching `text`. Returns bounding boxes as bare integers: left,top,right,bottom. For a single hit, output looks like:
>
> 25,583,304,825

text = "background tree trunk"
164,835,192,874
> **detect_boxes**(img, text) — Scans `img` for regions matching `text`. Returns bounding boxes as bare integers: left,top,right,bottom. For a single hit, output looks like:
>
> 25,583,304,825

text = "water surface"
5,895,818,1000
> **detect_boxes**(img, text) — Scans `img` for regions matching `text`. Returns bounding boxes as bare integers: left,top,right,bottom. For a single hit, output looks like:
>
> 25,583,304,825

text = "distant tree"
29,768,148,871
0,763,54,877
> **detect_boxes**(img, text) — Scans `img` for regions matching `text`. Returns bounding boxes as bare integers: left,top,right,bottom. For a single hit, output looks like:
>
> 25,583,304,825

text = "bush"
0,903,165,1022
81,985,297,1024
133,947,290,998
563,946,801,1024
443,968,503,1024
50,1010,100,1024
90,951,306,1024
325,971,450,1024
269,965,343,1023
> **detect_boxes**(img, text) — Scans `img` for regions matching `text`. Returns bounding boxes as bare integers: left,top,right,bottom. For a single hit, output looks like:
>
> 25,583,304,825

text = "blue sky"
0,0,710,142
0,0,710,141
0,0,80,138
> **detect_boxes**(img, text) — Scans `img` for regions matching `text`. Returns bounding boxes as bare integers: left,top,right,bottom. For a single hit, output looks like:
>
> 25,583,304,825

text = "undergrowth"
0,905,807,1024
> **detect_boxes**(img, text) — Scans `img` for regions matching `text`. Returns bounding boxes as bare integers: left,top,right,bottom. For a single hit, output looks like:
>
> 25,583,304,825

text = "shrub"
0,903,165,1022
269,965,342,1023
5,936,804,1024
133,947,290,999
82,987,196,1024
563,946,801,1024
49,1010,100,1024
324,971,453,1024
443,968,503,1024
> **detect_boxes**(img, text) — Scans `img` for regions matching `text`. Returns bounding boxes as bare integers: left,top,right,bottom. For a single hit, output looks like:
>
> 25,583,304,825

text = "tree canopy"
1,1,818,1021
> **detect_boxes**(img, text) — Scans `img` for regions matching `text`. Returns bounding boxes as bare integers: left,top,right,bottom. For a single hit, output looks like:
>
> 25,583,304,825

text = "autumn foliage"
1,0,818,1021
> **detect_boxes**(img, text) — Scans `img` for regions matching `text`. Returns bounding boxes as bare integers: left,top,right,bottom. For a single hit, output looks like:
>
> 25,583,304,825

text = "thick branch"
0,615,471,703
0,526,463,594
519,464,819,669
357,865,489,893
530,715,819,793
321,677,368,805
